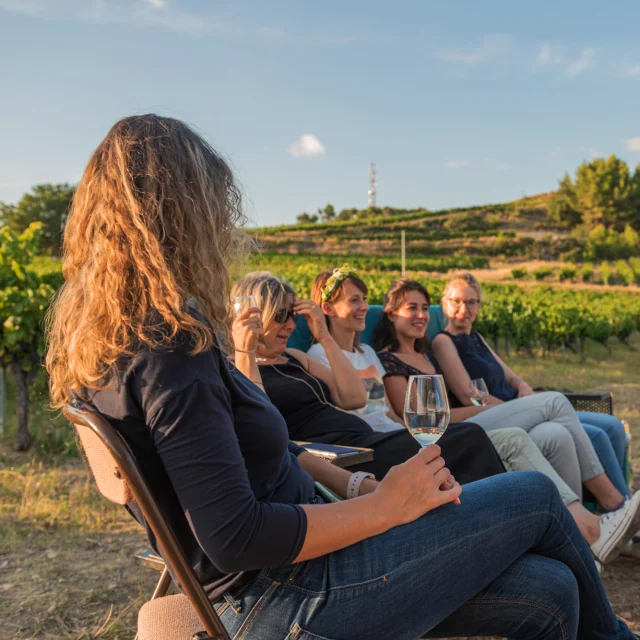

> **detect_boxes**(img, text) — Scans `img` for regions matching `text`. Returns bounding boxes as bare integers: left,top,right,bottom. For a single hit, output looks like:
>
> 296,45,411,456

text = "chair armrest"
294,441,374,468
314,482,343,503
562,392,614,415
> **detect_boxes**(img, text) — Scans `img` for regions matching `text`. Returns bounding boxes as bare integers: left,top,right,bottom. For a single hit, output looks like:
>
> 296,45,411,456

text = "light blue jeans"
216,473,634,640
579,411,628,469
582,413,630,500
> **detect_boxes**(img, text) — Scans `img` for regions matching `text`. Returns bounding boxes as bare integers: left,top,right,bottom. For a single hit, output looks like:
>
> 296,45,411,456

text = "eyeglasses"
448,298,480,309
274,308,297,324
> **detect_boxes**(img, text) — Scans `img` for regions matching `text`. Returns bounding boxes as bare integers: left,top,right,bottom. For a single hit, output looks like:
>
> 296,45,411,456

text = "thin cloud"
0,0,43,14
288,134,326,158
484,158,512,171
437,34,511,65
625,137,640,152
0,0,358,42
587,147,602,159
567,48,597,76
536,44,566,67
534,44,597,76
618,63,640,78
444,160,470,169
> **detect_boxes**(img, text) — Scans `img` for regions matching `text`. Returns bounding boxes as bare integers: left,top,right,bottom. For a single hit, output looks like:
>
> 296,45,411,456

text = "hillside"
253,193,573,262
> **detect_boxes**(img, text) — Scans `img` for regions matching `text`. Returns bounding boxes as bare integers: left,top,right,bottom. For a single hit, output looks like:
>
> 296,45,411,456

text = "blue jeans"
578,411,628,471
583,420,630,499
216,473,633,640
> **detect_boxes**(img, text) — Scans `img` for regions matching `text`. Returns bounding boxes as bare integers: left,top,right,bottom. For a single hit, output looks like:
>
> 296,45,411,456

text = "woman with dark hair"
374,277,640,562
46,114,637,640
230,270,505,485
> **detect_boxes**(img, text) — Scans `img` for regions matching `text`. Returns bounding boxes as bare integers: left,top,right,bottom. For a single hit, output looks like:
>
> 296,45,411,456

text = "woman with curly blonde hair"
45,115,636,640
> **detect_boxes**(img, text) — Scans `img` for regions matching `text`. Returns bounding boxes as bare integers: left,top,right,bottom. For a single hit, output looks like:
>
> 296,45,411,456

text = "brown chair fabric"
138,594,204,640
75,424,134,504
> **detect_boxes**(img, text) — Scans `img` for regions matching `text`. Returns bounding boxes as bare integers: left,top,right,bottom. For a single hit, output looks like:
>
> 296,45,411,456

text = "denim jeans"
579,411,628,472
216,473,633,640
583,422,630,500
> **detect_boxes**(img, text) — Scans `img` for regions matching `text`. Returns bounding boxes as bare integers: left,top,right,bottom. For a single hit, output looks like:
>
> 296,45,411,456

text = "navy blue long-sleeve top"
80,335,315,600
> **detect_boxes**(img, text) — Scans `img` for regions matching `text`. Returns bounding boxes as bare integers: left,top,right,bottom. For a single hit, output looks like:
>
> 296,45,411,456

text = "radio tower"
368,161,377,207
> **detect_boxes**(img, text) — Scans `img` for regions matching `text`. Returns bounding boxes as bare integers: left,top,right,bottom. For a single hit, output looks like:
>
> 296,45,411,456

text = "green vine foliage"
0,223,59,368
0,222,61,450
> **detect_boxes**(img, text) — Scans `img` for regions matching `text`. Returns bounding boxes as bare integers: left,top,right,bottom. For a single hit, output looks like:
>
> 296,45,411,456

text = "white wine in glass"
404,374,451,447
469,378,489,406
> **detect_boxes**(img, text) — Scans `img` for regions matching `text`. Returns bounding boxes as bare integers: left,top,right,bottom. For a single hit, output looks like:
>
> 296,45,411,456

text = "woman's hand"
372,445,462,527
232,307,263,354
294,300,329,342
517,383,534,398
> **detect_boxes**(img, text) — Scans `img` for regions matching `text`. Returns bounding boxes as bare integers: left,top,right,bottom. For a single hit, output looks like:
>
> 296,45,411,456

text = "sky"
1,1,640,227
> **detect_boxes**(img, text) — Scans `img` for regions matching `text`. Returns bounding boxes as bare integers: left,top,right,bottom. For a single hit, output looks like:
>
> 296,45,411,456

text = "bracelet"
346,471,375,499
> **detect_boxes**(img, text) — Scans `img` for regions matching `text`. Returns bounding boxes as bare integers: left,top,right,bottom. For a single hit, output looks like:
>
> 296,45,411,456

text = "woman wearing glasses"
432,272,634,510
230,271,506,483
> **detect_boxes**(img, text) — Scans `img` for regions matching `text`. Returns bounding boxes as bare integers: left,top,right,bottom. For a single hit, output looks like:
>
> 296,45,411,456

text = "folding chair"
63,405,230,640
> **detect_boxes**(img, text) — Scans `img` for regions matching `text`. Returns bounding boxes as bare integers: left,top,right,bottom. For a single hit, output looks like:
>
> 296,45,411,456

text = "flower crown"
321,264,358,303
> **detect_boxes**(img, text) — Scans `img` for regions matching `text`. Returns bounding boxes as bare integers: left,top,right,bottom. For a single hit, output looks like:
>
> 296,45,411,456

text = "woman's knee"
525,560,579,640
584,424,607,447
530,423,575,458
502,470,560,504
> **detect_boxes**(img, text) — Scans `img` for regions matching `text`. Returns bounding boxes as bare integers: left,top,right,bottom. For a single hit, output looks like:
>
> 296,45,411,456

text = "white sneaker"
590,492,640,564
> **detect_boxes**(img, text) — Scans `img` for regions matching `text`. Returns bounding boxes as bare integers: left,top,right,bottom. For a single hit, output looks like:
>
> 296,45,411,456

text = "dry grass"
1,335,639,639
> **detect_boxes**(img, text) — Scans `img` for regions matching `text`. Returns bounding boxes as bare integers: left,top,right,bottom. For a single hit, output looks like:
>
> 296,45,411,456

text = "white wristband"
346,471,375,500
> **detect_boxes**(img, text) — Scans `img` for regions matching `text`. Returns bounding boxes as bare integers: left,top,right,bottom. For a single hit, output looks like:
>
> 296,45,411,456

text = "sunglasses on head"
274,308,297,324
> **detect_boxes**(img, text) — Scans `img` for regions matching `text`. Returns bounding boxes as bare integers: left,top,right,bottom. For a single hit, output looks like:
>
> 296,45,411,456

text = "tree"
296,212,318,224
548,173,582,228
573,156,635,230
320,203,336,223
0,222,60,450
0,183,75,255
337,208,357,221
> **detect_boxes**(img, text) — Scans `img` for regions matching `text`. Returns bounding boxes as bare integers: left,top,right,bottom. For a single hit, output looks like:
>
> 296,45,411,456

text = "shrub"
558,265,576,282
616,260,635,286
511,268,528,279
599,261,614,285
629,257,640,284
532,266,554,281
580,263,594,282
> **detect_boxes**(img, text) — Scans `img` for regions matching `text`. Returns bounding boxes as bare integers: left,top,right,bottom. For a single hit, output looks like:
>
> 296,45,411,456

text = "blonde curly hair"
46,114,248,408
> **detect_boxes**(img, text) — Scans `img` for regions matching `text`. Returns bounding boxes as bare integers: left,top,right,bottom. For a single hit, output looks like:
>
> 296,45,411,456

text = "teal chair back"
287,304,445,352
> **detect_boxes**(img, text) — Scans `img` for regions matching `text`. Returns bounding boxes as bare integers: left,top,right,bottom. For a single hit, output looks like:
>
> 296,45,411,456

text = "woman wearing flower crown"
230,270,506,483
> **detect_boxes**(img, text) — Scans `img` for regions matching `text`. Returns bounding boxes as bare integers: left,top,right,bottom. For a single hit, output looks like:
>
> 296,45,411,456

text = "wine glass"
403,374,450,447
469,378,489,406
233,295,259,318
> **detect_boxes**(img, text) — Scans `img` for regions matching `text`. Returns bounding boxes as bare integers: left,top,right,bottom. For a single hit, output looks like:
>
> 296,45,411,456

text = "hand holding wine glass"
231,295,263,354
403,375,458,503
